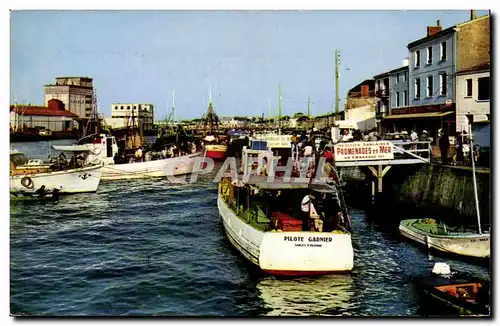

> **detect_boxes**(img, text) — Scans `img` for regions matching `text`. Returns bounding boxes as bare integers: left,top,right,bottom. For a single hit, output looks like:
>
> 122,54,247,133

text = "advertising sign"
334,141,394,161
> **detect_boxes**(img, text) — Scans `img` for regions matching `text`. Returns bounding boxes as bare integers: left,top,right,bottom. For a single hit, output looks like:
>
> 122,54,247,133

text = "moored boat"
53,133,202,180
217,140,354,276
10,149,102,196
416,262,490,316
399,218,490,259
205,140,227,159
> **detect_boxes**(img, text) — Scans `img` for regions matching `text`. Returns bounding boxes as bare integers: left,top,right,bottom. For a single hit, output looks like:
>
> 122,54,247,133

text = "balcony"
375,89,389,98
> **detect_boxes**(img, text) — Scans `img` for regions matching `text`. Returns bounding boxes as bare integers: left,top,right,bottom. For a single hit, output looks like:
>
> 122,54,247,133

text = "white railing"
391,141,432,163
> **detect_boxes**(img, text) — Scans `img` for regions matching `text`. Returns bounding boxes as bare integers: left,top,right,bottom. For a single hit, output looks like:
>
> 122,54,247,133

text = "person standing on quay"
439,128,450,165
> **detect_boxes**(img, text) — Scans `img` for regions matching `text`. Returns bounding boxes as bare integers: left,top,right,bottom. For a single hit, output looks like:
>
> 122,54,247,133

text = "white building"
344,105,377,132
455,64,490,133
44,77,94,119
107,103,155,131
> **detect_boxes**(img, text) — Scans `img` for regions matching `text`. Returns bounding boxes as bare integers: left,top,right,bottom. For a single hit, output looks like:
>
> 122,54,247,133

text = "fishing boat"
53,133,201,180
204,135,227,160
217,139,354,276
416,262,490,316
398,219,489,259
10,149,102,196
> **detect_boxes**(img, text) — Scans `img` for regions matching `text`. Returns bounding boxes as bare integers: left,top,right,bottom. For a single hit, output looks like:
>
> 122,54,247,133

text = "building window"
415,50,420,67
120,106,124,110
466,79,473,97
415,78,421,99
396,73,400,84
427,46,433,64
403,90,408,106
127,106,131,110
426,75,433,97
439,73,447,96
404,71,407,82
478,77,490,101
440,42,447,61
396,91,400,107
134,106,137,110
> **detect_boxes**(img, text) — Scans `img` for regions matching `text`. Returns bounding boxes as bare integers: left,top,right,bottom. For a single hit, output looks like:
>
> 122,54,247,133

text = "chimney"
360,85,369,97
471,10,477,20
402,58,409,67
427,19,442,36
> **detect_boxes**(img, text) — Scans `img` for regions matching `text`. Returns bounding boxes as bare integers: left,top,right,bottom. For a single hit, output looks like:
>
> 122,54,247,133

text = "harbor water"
10,140,490,316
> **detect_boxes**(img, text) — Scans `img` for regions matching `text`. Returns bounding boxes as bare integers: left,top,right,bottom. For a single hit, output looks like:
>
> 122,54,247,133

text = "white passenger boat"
217,140,354,276
52,133,201,180
10,149,102,196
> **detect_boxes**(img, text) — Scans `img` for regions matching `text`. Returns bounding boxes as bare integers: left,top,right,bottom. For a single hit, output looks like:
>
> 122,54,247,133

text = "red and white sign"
334,141,394,161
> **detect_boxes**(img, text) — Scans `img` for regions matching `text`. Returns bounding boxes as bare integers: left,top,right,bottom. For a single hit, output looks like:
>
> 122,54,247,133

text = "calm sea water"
10,140,490,316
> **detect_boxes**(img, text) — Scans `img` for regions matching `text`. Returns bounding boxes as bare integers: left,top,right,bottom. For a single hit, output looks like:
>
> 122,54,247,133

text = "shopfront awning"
383,111,454,120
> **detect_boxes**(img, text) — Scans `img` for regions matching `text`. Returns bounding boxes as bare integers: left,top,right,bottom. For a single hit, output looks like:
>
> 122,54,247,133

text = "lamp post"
466,113,481,234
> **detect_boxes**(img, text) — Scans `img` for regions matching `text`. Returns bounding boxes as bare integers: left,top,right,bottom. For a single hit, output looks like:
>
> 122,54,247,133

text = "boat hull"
399,219,490,259
205,145,227,160
101,152,201,180
10,164,102,194
218,193,354,275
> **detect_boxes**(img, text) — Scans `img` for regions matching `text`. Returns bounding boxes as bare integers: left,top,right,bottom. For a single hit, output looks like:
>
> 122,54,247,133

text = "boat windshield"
10,153,29,167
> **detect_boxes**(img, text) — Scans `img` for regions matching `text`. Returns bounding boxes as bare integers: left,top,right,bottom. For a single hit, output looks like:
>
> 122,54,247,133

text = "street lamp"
465,112,482,234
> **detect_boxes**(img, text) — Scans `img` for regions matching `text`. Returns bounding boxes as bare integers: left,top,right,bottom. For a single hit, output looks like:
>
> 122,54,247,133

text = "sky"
10,10,489,121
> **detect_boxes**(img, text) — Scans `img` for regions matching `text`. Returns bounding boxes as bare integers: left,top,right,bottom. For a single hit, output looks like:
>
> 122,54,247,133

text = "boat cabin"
219,175,350,234
10,150,88,175
9,151,53,175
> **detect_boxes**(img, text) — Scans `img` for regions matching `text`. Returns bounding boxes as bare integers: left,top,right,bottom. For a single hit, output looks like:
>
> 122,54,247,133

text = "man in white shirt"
303,145,313,157
410,130,418,142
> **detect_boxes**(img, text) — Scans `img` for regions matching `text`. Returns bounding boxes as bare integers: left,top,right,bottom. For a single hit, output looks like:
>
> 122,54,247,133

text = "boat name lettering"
471,238,489,242
295,243,323,247
284,236,304,242
284,236,333,243
308,237,333,242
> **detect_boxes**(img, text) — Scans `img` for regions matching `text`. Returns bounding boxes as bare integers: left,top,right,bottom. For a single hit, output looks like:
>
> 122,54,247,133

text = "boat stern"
259,231,354,276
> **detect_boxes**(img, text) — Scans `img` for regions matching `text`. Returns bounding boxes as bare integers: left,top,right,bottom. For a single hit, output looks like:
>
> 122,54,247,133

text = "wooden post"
368,165,392,194
378,165,383,193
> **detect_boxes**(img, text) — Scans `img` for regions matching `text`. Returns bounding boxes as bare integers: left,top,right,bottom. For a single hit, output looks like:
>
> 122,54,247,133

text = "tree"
293,112,304,118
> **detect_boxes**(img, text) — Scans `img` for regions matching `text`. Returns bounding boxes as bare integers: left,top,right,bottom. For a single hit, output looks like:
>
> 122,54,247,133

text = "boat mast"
268,99,271,123
172,89,175,128
278,84,282,135
308,95,311,118
13,99,18,132
335,49,340,119
467,115,482,234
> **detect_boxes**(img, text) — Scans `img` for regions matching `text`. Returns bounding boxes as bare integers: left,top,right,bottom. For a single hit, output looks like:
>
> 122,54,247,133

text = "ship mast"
278,84,282,135
335,49,340,119
85,90,100,136
204,84,219,134
172,90,178,143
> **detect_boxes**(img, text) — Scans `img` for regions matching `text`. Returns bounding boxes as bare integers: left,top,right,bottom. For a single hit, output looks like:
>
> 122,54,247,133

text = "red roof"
10,105,79,118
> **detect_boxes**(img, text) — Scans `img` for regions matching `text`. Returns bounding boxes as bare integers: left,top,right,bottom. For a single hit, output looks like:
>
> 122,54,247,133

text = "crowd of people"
113,140,201,164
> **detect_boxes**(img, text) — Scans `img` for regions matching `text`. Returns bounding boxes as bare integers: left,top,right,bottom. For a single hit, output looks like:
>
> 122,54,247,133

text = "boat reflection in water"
256,274,356,316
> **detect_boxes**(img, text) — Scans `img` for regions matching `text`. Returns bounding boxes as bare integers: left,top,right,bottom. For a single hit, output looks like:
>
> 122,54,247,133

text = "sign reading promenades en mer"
334,141,394,161
163,141,395,184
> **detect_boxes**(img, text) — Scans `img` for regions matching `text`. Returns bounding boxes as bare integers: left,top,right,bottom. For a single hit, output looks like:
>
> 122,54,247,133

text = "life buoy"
21,176,34,189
